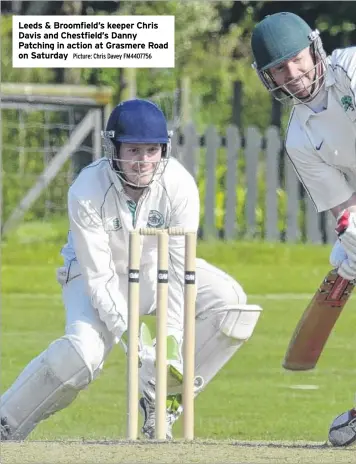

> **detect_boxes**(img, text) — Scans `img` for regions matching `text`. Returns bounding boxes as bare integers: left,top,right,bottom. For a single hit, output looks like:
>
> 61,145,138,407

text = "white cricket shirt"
286,46,356,212
61,157,200,339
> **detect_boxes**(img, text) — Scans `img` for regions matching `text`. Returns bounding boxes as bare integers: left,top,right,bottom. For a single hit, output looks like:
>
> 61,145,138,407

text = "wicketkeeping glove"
138,322,156,384
138,324,204,399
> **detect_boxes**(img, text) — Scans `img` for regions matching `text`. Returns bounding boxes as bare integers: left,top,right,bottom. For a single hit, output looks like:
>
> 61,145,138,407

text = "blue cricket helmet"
106,99,169,144
102,98,171,188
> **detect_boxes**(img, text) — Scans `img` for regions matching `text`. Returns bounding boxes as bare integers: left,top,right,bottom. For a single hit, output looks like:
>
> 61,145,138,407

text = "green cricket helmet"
251,12,327,103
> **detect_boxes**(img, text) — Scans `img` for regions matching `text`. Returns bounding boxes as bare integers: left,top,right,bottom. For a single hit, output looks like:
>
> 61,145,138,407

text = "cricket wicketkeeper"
0,99,262,440
251,12,356,446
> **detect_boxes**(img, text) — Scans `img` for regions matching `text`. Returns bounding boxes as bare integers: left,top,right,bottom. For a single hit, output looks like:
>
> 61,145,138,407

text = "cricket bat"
283,269,355,371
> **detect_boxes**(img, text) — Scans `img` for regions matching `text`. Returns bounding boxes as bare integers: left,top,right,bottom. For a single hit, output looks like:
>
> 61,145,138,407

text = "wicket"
127,227,197,441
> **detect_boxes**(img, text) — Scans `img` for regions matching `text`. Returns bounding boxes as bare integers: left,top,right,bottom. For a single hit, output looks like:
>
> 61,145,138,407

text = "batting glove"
334,210,356,280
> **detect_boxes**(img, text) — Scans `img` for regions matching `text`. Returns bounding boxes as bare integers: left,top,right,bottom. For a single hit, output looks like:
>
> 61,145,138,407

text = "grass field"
2,221,356,462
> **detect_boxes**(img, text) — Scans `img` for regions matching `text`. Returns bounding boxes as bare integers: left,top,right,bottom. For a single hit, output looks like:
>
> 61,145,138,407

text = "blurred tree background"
1,0,355,239
2,0,356,132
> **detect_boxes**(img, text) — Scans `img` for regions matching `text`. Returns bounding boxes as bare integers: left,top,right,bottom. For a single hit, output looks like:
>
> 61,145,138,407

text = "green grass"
2,219,333,294
2,221,355,444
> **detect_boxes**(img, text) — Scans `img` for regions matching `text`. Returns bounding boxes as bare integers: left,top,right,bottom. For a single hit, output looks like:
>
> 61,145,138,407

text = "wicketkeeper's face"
268,46,323,99
119,143,162,187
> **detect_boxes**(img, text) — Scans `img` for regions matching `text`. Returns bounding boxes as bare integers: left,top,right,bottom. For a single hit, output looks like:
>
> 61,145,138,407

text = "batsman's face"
119,143,162,186
269,47,320,99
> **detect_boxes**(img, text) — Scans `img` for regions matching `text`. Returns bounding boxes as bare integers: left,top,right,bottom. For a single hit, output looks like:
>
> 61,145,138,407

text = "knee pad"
198,270,260,341
64,321,112,380
219,304,263,341
46,336,92,388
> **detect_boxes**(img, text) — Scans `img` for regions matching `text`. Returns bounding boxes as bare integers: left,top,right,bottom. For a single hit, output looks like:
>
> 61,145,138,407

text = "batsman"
0,99,262,440
251,12,356,446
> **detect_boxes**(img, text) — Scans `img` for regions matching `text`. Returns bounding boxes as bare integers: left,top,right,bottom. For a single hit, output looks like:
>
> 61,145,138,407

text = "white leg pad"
1,336,91,440
194,305,262,390
219,305,263,341
192,259,263,394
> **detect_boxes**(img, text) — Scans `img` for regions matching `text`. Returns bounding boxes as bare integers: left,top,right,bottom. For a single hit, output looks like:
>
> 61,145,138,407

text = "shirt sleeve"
67,190,127,340
331,47,356,96
286,146,354,212
165,173,200,340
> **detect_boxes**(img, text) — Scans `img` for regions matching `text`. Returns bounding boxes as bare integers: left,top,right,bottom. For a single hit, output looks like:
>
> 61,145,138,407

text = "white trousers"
62,258,248,381
0,258,259,439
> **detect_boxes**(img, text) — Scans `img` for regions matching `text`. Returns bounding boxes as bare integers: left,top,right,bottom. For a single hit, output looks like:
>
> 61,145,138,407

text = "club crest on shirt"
105,217,122,231
147,210,164,228
341,96,354,112
113,217,122,230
